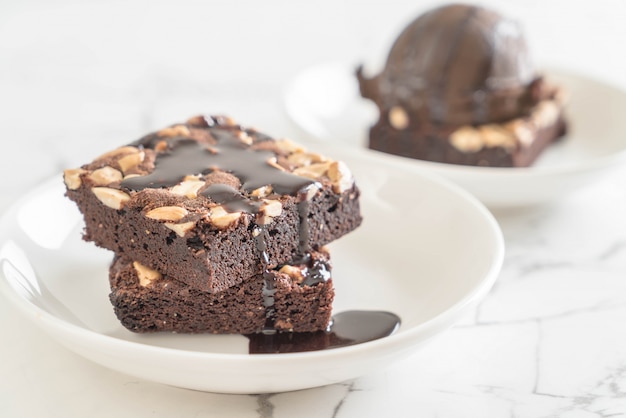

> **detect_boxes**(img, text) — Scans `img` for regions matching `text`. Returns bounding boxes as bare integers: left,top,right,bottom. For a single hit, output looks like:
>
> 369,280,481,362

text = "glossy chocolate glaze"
122,131,313,195
254,226,278,327
301,258,331,287
357,4,540,126
201,184,262,213
247,310,401,354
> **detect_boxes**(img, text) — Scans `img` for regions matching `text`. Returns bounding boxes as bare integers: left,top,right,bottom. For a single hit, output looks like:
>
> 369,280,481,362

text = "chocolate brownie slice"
368,96,567,167
109,250,335,334
64,115,362,292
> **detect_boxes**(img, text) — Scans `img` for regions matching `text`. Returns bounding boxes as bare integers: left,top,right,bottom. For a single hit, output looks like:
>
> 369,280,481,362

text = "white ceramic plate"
0,145,503,394
283,62,626,207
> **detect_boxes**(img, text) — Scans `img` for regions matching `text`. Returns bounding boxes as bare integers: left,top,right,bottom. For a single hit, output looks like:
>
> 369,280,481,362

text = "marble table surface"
2,0,626,417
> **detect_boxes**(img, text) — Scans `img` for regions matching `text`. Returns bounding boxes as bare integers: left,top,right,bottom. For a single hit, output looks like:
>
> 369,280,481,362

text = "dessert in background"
64,115,362,334
357,3,567,167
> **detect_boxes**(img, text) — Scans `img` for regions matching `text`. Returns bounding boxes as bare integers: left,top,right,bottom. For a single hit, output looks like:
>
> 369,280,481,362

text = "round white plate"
283,62,626,207
0,145,503,394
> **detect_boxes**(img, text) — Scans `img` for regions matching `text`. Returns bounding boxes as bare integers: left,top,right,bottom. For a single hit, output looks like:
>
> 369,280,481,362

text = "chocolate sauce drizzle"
247,310,401,354
121,134,313,195
253,226,277,327
300,258,331,287
121,127,320,331
201,184,262,213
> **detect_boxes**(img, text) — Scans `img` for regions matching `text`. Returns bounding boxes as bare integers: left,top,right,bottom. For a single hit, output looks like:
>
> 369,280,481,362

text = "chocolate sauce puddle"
246,310,401,354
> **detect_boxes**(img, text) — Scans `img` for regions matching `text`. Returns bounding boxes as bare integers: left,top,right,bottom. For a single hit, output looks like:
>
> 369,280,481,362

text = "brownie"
64,115,362,292
109,250,335,334
356,4,567,167
368,97,567,167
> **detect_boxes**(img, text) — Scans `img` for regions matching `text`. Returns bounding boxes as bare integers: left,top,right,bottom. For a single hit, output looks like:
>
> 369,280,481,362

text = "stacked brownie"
64,115,362,334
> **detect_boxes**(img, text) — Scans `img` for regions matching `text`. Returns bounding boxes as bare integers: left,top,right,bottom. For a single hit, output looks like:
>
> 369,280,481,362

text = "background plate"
0,144,503,394
283,63,626,207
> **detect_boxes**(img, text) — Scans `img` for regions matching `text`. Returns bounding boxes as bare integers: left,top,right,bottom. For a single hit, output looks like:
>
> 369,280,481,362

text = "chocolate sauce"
201,184,262,213
300,258,330,287
253,226,278,328
247,310,401,354
261,273,277,326
121,131,313,195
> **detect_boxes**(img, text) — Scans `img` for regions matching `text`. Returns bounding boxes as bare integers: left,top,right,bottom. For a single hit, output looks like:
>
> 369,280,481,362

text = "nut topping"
209,205,241,229
117,151,145,174
250,185,273,198
303,183,321,201
89,166,123,186
155,140,168,152
287,151,328,167
278,264,305,283
63,168,86,190
91,187,131,210
286,152,311,167
214,115,237,126
186,115,210,126
171,179,206,198
266,157,287,172
328,161,354,193
145,206,189,221
450,126,483,152
479,125,516,149
532,101,560,128
505,120,534,147
133,261,162,287
275,139,306,154
157,125,191,138
258,199,283,225
293,162,331,180
236,130,253,145
96,146,141,161
164,221,196,237
389,106,410,130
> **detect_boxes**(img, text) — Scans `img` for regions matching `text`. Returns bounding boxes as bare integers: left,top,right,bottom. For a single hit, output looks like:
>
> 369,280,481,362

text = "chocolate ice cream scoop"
357,3,543,126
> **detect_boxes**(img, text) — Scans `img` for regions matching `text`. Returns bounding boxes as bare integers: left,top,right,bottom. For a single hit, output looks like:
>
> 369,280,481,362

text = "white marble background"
2,0,626,417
